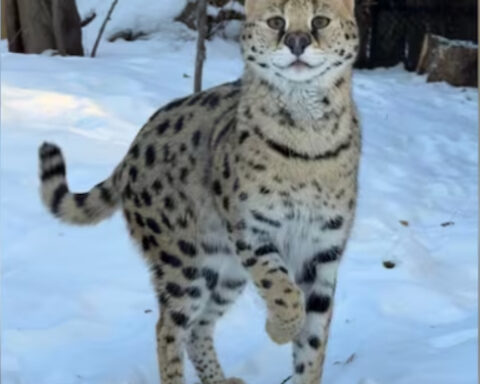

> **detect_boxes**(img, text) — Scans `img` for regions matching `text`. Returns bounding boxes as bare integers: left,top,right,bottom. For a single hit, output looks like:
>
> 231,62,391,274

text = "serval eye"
312,16,330,30
267,17,286,30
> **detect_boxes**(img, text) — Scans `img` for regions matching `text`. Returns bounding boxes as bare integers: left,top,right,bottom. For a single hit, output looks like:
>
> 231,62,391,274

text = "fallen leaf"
399,220,409,227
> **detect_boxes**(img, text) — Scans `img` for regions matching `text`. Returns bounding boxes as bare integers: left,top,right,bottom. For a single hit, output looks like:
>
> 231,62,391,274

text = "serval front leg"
231,228,306,345
292,246,343,384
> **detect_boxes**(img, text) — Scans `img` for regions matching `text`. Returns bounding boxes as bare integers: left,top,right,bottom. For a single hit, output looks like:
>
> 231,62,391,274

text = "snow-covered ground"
1,5,478,384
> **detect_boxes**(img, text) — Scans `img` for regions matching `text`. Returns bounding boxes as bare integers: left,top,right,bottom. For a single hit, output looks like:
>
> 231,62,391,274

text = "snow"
75,0,188,55
1,7,478,384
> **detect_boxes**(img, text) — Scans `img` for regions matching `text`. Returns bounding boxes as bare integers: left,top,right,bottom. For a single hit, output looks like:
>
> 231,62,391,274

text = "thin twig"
91,0,119,58
194,0,208,92
81,11,97,28
280,375,292,384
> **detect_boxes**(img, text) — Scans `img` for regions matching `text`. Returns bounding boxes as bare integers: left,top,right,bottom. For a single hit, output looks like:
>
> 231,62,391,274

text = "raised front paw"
265,282,305,344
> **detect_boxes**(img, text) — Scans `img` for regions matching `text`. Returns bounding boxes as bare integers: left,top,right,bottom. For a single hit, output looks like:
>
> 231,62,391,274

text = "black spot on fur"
182,267,199,280
152,180,163,194
314,247,342,263
223,197,230,211
295,363,305,374
166,282,184,298
261,279,272,289
41,163,66,181
223,155,231,179
192,130,201,147
306,294,330,313
186,286,202,298
160,251,182,268
97,184,114,205
235,240,251,252
275,298,287,307
255,244,279,257
141,190,152,206
142,236,151,251
157,120,170,135
164,196,175,211
201,92,220,109
74,193,88,207
129,144,140,158
135,212,145,227
239,131,250,144
278,108,295,127
259,186,271,194
222,279,246,290
152,264,164,280
308,336,320,349
146,218,161,234
161,213,174,231
201,268,219,290
145,145,156,167
212,292,230,305
301,259,317,284
323,216,344,230
243,258,257,268
233,178,240,192
212,180,222,196
51,183,68,214
179,167,189,183
149,236,158,247
178,240,197,257
251,210,281,228
335,77,345,88
129,166,138,182
39,143,61,160
170,311,189,328
175,116,184,133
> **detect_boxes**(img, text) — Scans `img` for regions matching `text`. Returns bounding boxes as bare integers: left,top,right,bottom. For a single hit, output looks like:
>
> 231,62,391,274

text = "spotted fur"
39,1,360,383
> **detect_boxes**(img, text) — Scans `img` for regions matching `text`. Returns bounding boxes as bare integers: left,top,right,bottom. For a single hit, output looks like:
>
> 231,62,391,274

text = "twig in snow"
81,11,96,28
91,0,119,58
280,375,292,384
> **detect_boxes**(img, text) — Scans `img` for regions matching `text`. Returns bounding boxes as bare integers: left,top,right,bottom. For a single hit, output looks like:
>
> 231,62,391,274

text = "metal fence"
355,0,478,69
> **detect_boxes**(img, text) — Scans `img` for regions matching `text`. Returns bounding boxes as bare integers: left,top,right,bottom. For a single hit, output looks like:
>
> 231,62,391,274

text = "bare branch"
194,0,208,92
91,0,119,58
81,11,97,28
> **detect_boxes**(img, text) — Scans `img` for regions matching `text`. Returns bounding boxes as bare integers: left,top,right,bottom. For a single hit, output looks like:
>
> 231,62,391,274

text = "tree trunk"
6,0,83,55
417,34,477,87
2,0,8,39
194,0,207,93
